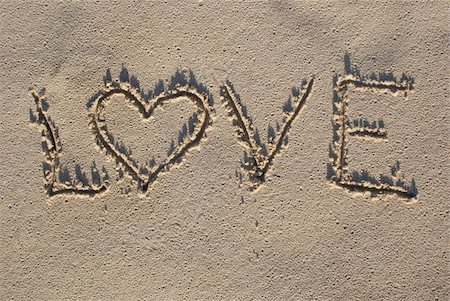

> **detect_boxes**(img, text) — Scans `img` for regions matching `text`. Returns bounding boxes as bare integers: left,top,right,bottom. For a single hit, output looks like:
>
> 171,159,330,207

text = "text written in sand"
30,56,417,202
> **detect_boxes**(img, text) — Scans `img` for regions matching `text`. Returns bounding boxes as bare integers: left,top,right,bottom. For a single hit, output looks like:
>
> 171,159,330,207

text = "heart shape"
89,80,212,192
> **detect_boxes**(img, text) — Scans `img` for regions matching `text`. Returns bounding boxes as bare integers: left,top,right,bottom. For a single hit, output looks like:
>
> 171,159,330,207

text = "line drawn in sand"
221,77,314,191
30,90,108,197
328,54,418,201
88,67,214,193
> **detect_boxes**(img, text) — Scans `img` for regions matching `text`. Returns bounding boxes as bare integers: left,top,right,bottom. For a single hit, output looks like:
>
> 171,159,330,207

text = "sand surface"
0,1,448,300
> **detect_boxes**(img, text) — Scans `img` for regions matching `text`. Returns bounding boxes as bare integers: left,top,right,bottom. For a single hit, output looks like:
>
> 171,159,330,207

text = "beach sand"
0,1,448,300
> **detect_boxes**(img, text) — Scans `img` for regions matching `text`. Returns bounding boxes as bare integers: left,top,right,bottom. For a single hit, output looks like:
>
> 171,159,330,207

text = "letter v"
220,78,314,190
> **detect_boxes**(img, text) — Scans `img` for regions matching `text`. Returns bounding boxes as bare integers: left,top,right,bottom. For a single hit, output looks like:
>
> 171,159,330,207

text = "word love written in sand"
30,66,417,201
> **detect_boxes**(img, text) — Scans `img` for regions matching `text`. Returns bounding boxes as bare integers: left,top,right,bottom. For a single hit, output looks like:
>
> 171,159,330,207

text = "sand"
0,0,448,300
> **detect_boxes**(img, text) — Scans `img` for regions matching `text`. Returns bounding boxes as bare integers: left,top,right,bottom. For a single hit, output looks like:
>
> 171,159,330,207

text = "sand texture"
0,0,448,300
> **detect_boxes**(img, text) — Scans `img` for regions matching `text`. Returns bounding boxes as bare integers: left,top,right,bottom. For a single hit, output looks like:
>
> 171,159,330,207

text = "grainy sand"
0,1,448,300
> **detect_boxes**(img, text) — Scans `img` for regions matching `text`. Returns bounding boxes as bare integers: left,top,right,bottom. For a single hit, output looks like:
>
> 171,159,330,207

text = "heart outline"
89,79,213,192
